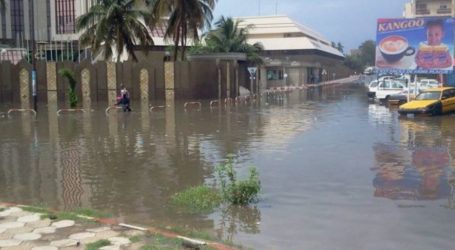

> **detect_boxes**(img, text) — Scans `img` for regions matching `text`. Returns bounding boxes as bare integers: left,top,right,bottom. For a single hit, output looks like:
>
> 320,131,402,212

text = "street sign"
248,67,257,76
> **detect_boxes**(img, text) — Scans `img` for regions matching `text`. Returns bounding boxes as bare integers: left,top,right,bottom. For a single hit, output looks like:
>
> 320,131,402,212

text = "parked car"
368,79,407,102
388,89,420,106
417,79,440,91
364,67,375,75
398,87,455,116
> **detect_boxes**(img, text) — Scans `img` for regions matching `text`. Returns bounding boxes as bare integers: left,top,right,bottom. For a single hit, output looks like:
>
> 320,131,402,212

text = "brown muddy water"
1,84,455,250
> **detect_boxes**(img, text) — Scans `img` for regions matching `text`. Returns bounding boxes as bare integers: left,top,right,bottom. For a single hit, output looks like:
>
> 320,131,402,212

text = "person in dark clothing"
118,85,131,112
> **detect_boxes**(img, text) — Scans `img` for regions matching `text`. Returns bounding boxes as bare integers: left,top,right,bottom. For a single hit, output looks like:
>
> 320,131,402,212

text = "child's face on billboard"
427,25,444,46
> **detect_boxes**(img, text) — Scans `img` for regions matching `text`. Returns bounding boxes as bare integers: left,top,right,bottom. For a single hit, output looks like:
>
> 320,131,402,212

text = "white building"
404,0,454,18
235,15,345,87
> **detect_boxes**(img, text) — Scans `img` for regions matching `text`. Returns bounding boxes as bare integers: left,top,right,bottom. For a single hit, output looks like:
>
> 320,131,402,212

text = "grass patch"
21,205,50,214
85,239,110,250
0,208,5,212
129,235,143,243
72,208,112,218
170,186,222,214
140,234,216,250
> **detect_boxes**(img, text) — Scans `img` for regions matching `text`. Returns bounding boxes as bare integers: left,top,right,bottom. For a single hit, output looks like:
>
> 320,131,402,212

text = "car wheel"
431,103,443,116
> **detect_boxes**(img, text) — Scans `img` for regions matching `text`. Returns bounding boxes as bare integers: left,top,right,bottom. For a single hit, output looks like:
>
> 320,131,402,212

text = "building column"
226,61,230,99
260,66,267,90
81,68,91,109
216,59,221,99
234,61,239,97
106,62,117,106
140,68,149,103
19,69,30,109
46,62,58,105
164,61,175,104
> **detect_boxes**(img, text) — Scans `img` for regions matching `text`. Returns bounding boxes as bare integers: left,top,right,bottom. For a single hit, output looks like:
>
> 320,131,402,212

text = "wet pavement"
0,205,141,250
1,82,455,250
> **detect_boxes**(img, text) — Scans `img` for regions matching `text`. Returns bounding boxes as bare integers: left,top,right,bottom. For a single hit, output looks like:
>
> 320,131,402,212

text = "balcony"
437,8,452,14
416,8,431,15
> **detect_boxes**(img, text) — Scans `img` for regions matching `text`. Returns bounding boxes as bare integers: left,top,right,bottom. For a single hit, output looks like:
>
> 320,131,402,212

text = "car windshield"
416,91,441,100
369,81,379,88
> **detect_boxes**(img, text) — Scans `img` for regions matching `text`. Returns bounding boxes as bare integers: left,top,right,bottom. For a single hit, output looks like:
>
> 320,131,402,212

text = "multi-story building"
0,0,168,62
404,0,454,18
235,15,345,87
0,0,96,45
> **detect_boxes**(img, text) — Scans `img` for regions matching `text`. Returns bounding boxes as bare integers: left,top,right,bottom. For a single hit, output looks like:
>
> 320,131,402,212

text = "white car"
418,79,440,91
368,79,407,101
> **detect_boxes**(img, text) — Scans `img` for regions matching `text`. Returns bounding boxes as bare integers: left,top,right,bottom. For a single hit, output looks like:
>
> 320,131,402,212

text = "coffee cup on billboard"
379,35,415,63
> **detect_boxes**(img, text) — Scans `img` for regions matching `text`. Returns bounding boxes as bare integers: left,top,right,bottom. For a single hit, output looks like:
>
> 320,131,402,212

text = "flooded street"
1,84,455,250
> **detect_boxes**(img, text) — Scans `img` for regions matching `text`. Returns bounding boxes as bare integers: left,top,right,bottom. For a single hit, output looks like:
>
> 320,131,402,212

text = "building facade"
235,15,346,88
404,0,454,18
0,0,95,45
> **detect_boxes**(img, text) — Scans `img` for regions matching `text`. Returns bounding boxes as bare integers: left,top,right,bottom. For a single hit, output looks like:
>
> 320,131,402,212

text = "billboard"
376,17,455,74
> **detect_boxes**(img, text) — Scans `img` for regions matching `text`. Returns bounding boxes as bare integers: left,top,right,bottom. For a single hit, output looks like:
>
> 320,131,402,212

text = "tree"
76,0,154,62
359,40,376,67
344,39,376,71
336,42,344,54
190,16,264,65
147,0,217,61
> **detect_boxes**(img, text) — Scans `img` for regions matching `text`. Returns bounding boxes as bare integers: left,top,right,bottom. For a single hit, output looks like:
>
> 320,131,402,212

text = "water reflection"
372,144,450,200
371,113,455,201
215,206,261,243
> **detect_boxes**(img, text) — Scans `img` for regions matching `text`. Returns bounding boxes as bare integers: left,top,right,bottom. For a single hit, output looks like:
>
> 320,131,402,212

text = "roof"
234,15,344,58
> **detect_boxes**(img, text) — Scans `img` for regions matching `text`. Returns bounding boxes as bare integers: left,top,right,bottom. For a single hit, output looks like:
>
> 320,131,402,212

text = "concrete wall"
174,60,249,99
0,52,166,107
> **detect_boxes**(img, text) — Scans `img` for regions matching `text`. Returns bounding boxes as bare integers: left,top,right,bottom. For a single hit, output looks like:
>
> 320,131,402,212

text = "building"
404,0,454,18
235,15,346,88
0,0,94,45
0,0,168,62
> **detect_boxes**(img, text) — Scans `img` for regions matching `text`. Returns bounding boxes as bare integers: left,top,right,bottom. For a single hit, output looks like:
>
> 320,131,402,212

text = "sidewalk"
0,204,235,250
0,205,144,250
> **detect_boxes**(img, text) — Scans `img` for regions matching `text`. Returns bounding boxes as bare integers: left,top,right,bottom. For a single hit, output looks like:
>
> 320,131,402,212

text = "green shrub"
58,68,78,108
170,185,222,214
216,157,261,205
171,156,261,213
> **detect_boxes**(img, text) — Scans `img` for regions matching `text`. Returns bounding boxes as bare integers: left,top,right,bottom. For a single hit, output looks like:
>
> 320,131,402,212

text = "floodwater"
1,84,455,250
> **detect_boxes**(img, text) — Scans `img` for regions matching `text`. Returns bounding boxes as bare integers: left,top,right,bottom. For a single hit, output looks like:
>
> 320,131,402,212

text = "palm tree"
76,0,154,62
146,0,217,61
204,16,263,64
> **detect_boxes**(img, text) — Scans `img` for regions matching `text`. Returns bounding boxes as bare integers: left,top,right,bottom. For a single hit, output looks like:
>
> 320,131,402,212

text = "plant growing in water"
170,156,261,214
216,156,261,205
58,68,78,108
170,185,222,214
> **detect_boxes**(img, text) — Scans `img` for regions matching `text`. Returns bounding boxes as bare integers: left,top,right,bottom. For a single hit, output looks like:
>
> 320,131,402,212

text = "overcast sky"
213,0,410,52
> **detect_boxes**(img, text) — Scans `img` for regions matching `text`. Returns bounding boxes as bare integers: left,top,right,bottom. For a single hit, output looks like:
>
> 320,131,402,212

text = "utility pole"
29,0,37,112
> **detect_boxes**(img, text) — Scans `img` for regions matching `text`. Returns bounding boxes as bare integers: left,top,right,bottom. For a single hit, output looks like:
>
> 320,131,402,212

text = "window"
443,89,455,98
267,69,284,81
440,5,448,9
416,3,427,9
10,0,24,40
56,0,75,34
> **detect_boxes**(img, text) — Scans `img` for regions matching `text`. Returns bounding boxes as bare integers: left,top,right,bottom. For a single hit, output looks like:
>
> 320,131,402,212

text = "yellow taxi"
398,87,455,116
